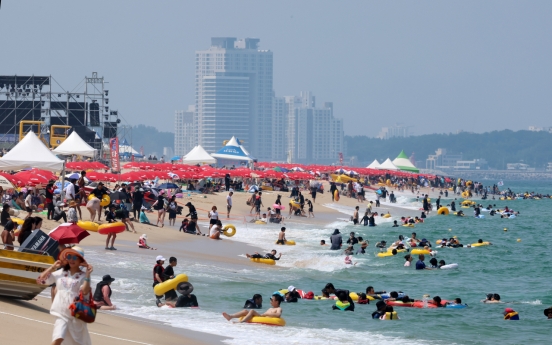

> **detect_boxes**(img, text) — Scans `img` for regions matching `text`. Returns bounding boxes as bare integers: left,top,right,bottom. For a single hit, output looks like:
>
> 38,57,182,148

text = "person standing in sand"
226,191,233,218
222,293,283,323
352,206,360,225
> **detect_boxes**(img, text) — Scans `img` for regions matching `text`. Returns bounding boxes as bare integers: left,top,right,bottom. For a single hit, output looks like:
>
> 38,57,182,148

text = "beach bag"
69,291,97,323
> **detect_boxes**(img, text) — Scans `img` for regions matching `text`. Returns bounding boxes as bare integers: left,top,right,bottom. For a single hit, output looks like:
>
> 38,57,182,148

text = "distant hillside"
345,130,552,169
120,125,174,157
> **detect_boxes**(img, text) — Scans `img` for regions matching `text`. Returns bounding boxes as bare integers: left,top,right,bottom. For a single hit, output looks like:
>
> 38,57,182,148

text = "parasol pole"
60,158,66,202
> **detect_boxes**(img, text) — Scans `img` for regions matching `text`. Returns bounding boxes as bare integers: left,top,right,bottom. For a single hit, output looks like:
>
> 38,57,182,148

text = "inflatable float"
249,258,275,265
153,274,189,296
440,263,459,270
437,207,449,215
334,190,340,201
471,241,490,247
411,249,430,255
274,240,296,245
223,224,236,237
381,311,399,320
88,193,110,207
402,224,415,228
77,221,99,232
272,204,285,210
98,222,126,235
239,316,285,327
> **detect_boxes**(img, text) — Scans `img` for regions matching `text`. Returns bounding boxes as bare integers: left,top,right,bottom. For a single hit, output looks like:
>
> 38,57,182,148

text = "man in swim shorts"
163,257,178,301
223,293,283,322
276,227,287,244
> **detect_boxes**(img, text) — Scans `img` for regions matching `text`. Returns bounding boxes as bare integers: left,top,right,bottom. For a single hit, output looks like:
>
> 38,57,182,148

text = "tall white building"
174,105,195,156
272,92,344,164
377,124,411,139
195,37,273,160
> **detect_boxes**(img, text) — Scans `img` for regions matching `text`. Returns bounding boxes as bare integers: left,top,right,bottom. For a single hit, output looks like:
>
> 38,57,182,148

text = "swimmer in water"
320,240,327,246
276,227,287,244
223,293,283,323
246,250,281,260
344,255,356,265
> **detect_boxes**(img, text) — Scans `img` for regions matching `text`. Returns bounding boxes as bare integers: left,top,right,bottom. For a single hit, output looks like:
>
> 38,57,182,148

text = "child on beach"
138,234,156,250
222,293,283,323
344,256,356,265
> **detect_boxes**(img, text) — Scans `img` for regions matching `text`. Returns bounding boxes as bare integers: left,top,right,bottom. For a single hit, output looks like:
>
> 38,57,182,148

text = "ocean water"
85,181,552,345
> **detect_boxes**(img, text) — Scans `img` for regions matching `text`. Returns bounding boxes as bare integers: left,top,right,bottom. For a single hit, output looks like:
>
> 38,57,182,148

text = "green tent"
392,150,419,173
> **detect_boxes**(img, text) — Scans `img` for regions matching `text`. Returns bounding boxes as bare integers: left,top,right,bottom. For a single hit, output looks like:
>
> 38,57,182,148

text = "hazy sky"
1,1,551,137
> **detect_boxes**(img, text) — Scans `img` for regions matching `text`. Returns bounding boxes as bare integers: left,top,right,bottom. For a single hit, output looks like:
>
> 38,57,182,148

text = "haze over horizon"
1,1,551,137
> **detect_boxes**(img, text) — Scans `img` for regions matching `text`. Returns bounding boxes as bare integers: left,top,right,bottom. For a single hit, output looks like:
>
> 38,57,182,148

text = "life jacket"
335,300,351,311
93,281,112,304
381,311,399,320
504,312,519,320
153,264,164,283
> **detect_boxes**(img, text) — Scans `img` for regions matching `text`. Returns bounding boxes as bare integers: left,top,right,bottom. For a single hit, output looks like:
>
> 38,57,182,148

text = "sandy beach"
0,180,448,344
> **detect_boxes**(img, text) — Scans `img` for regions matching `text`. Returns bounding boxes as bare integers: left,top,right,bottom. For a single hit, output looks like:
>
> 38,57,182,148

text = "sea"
82,180,551,345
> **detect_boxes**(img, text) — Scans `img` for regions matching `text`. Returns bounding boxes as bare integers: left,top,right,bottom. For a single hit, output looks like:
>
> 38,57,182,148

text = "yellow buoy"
504,228,508,231
517,239,521,242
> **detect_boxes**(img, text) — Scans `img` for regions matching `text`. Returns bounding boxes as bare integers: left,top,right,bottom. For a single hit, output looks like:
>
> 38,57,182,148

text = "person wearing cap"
37,246,94,345
87,182,108,222
93,275,117,310
153,255,167,300
284,286,301,302
1,220,15,250
504,307,519,320
184,202,198,220
138,234,156,250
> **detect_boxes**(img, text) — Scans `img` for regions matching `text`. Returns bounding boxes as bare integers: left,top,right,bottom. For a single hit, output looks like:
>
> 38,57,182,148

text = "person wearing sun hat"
93,274,117,310
503,307,519,320
37,246,94,344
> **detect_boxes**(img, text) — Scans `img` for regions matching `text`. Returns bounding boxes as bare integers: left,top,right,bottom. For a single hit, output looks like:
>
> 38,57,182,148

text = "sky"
1,1,551,137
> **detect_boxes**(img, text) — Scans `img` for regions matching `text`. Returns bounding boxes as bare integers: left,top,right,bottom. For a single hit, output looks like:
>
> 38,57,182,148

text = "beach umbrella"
85,171,106,181
48,223,90,245
14,171,50,186
66,173,81,180
156,182,179,189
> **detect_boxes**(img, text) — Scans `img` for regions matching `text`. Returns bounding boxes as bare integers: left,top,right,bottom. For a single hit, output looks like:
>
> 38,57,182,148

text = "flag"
109,137,120,172
497,181,504,187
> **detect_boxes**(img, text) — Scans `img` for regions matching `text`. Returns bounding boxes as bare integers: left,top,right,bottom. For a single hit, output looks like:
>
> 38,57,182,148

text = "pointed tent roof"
0,131,64,171
53,131,97,157
211,136,253,161
367,159,380,168
392,150,419,173
182,145,217,165
376,158,399,171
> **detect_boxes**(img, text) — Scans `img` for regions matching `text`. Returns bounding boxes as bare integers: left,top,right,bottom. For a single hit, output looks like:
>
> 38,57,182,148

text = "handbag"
69,291,97,323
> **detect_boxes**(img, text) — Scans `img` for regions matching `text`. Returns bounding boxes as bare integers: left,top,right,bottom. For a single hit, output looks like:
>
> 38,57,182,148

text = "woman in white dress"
37,246,93,345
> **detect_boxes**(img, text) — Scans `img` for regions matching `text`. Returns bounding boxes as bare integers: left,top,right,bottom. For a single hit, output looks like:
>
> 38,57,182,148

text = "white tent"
0,132,64,172
367,159,380,168
211,136,253,161
376,158,399,171
182,145,217,165
53,131,97,157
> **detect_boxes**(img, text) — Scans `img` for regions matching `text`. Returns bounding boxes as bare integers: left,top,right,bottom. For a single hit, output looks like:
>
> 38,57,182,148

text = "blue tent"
211,137,253,161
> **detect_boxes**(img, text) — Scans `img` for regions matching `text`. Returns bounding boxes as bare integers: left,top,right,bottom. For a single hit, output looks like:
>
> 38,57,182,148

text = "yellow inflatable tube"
153,274,188,296
289,200,301,208
223,224,236,237
11,217,24,225
471,242,490,247
382,213,391,218
275,240,296,245
411,249,430,255
255,220,267,225
437,207,449,215
240,316,286,327
402,224,415,228
77,221,99,232
250,258,275,265
88,193,111,207
381,311,399,320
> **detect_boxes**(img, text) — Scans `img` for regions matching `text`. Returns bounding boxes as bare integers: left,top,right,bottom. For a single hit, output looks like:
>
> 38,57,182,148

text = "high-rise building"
275,92,344,164
174,105,195,156
195,37,273,160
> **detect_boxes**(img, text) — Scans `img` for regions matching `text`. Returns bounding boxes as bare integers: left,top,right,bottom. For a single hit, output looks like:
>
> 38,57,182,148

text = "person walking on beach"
310,186,317,203
226,191,233,218
330,183,337,201
248,191,258,214
87,182,108,222
306,199,314,218
37,246,93,345
208,206,219,227
352,206,360,225
167,196,178,227
222,293,283,323
151,192,167,227
132,187,144,220
274,194,282,218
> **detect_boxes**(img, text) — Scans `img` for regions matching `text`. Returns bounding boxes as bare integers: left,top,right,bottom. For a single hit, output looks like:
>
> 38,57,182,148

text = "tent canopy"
53,131,97,157
182,145,217,165
392,150,419,173
367,159,380,168
211,136,253,161
0,131,64,172
376,158,399,171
